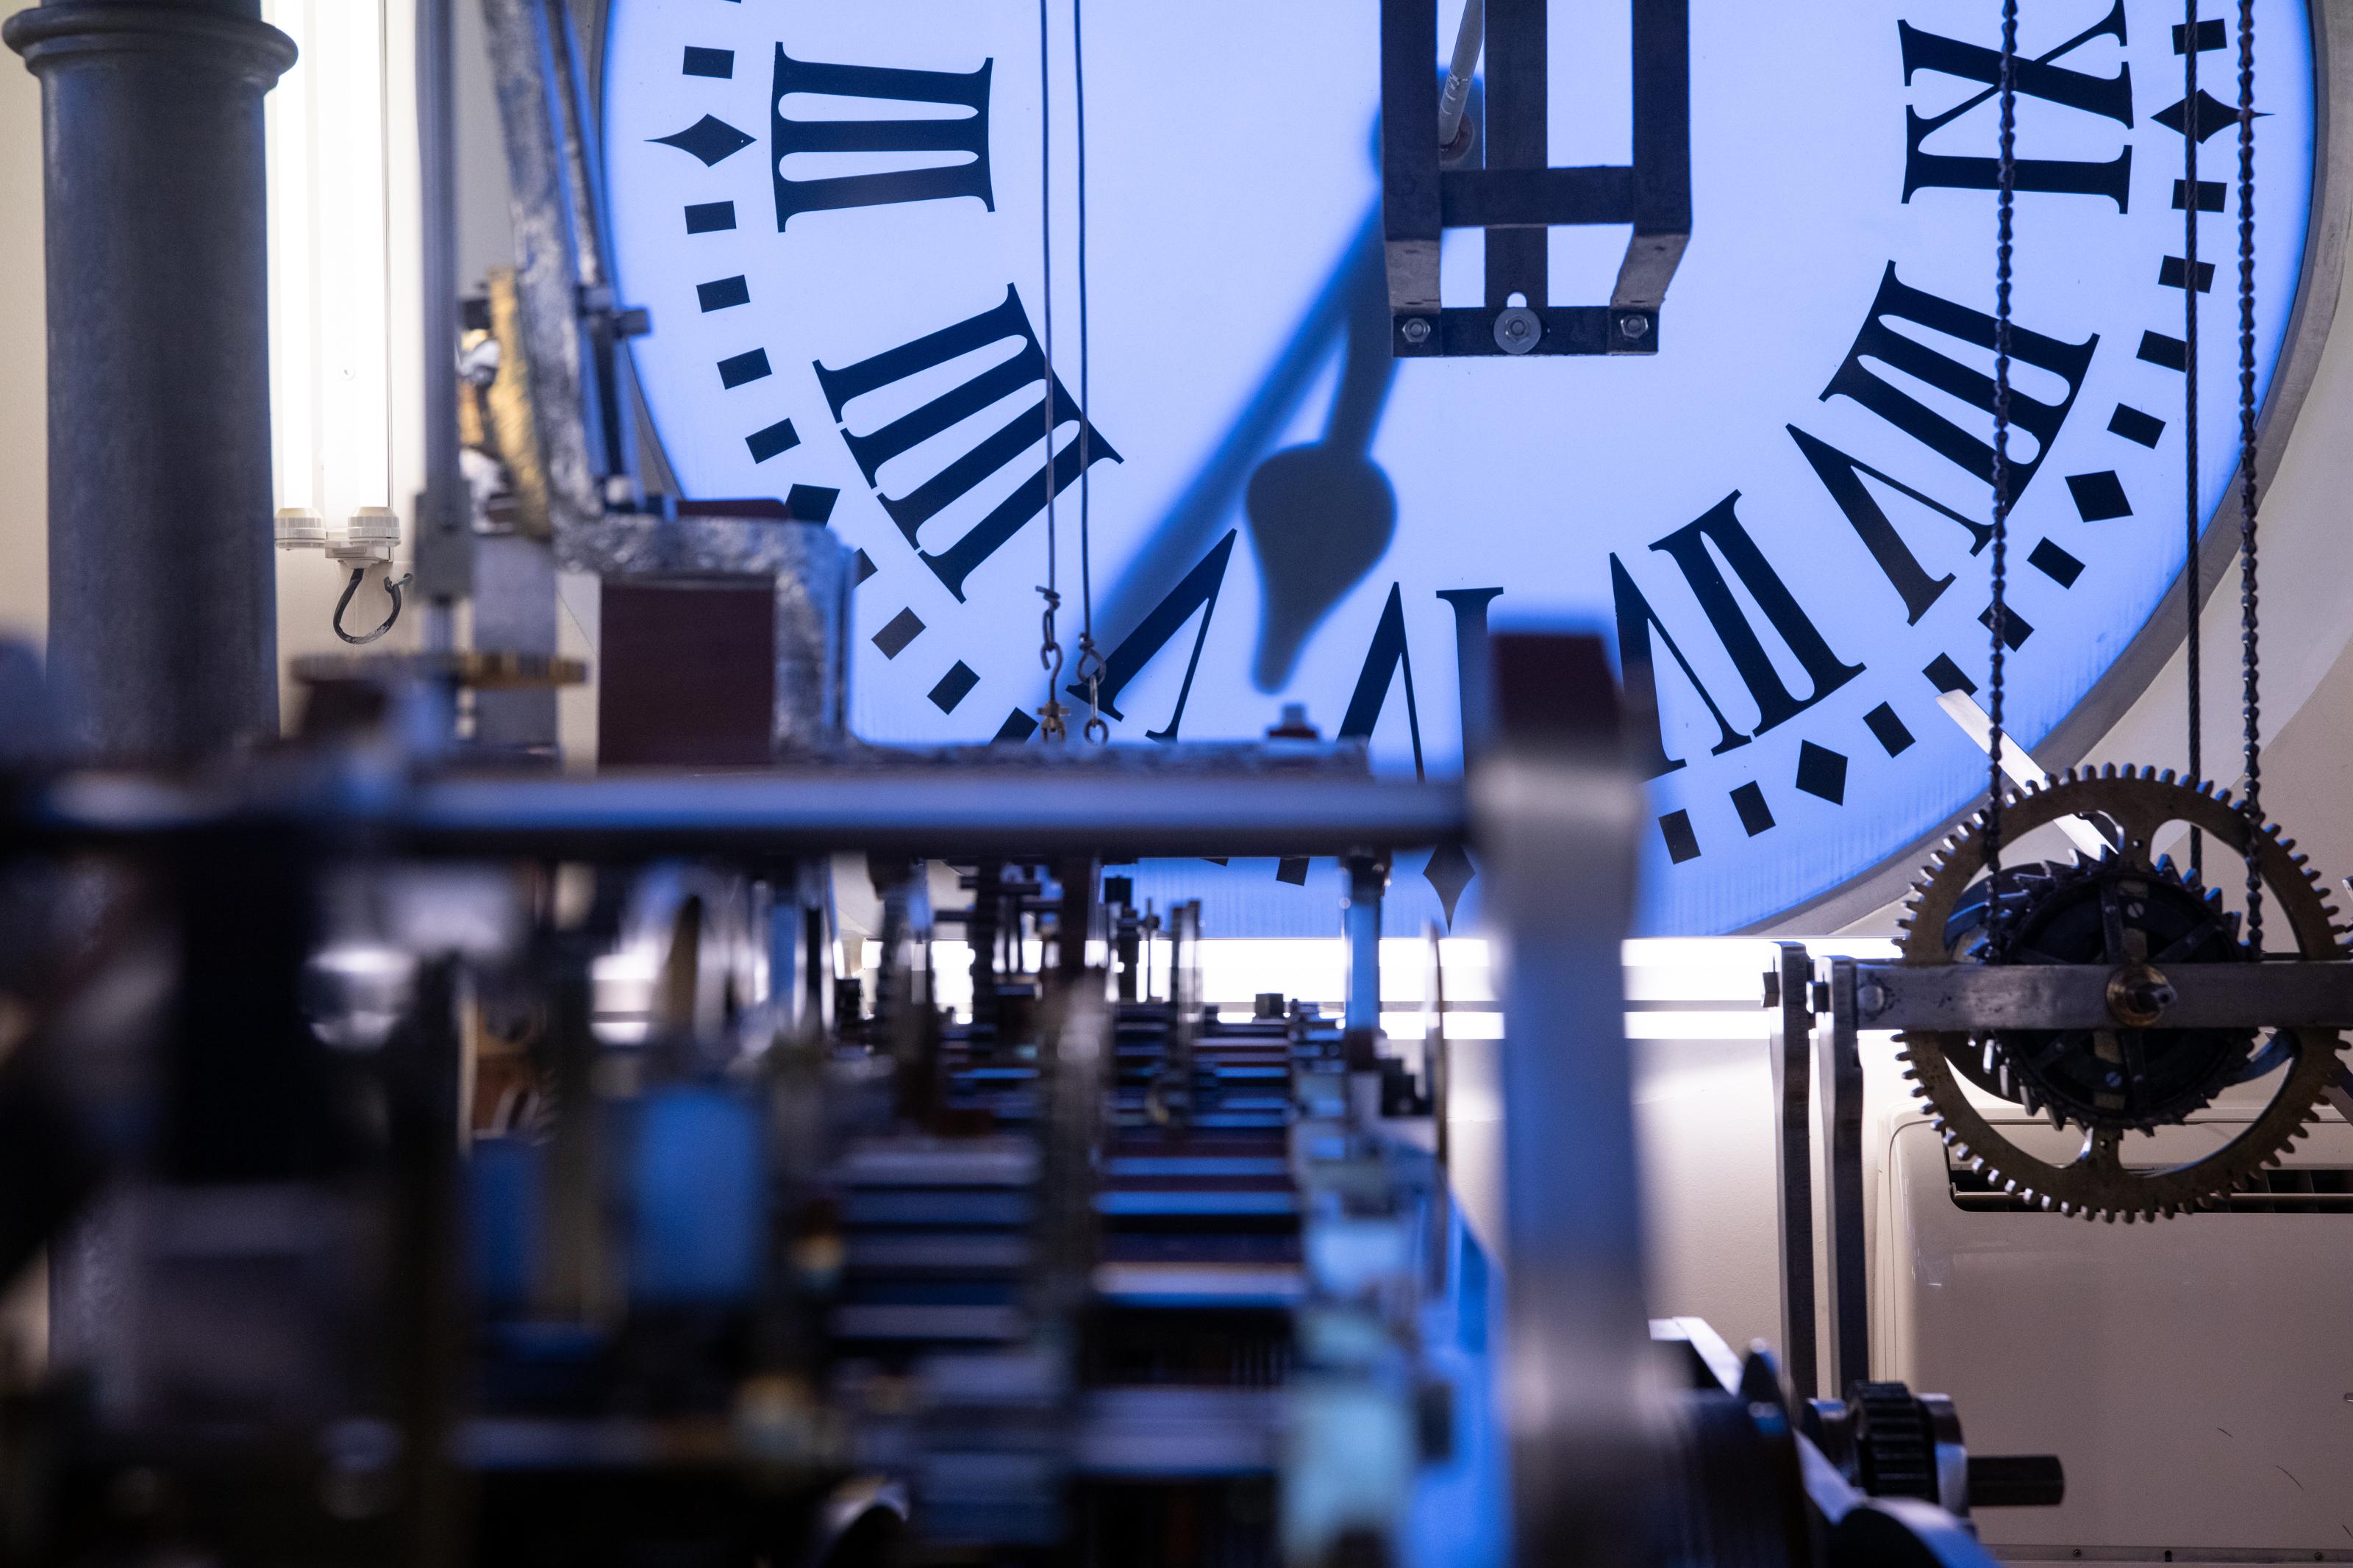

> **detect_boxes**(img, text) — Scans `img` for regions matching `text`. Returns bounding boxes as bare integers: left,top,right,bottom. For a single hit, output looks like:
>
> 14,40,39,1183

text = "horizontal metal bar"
1440,165,1635,228
1391,305,1657,357
1853,960,2353,1031
19,767,1467,860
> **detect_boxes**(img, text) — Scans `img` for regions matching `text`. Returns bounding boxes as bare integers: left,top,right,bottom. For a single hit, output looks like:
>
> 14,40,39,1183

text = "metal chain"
1035,0,1068,742
2235,0,2263,951
1073,0,1107,743
1986,0,2019,891
2184,0,2204,876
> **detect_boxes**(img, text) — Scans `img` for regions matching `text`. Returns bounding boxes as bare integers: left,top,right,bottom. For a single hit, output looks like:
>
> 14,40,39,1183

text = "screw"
1401,317,1432,345
1620,313,1652,340
1504,316,1529,340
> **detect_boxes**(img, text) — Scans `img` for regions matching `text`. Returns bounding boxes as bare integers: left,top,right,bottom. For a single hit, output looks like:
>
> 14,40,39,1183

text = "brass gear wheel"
1896,766,2346,1221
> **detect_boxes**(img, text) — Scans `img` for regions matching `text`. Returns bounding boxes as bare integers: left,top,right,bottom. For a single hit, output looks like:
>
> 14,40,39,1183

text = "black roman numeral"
1613,494,1864,780
1074,531,1235,742
1337,584,1425,780
1786,425,1990,625
771,47,994,230
813,286,1118,601
1900,4,2134,210
1821,262,2096,498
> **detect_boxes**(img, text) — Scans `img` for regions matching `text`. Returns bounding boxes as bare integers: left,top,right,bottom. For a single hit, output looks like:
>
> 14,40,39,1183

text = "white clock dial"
601,0,2318,934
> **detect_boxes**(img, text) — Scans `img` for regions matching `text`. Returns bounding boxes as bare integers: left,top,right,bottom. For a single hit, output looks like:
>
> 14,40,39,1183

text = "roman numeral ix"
1901,2,2134,210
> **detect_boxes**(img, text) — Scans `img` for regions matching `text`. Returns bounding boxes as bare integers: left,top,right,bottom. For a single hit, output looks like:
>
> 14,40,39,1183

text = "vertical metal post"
6,0,298,759
1379,0,1441,317
1482,0,1547,307
1768,941,1819,1402
1472,631,1653,1568
413,0,474,616
1344,855,1388,1045
1614,0,1693,312
1819,956,1871,1393
1056,858,1098,982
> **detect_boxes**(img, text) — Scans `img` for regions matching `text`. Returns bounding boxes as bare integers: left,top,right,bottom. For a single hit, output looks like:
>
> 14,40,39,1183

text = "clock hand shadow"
1243,228,1399,692
1094,207,1401,690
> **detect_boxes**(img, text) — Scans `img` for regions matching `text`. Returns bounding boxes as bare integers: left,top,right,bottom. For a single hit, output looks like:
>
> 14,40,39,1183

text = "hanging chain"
1034,0,1068,742
2235,0,2263,951
2183,0,2204,875
1072,0,1107,743
1985,0,2019,892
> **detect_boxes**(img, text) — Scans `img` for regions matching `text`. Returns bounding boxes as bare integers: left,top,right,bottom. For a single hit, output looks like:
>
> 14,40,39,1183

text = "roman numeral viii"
1901,2,2134,210
1793,263,2093,624
771,48,994,230
1612,494,1864,780
815,286,1119,601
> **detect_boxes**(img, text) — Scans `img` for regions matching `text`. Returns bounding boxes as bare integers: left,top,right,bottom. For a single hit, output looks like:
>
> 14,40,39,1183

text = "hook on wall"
333,567,413,646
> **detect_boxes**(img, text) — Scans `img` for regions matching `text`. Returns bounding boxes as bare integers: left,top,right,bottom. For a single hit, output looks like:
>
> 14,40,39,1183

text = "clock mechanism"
1894,767,2347,1219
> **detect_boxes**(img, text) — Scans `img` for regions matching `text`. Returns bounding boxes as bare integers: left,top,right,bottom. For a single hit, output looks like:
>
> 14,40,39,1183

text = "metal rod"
1820,956,1869,1395
27,769,1466,861
1854,959,2353,1032
1768,942,1819,1403
1437,0,1484,150
413,0,474,607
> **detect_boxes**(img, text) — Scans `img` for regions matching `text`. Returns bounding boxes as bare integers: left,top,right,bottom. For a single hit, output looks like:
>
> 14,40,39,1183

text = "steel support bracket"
1379,0,1689,357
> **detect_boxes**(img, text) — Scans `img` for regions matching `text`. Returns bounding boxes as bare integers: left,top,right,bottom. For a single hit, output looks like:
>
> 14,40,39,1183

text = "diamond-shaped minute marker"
1422,841,1476,928
2155,90,2261,144
651,114,755,167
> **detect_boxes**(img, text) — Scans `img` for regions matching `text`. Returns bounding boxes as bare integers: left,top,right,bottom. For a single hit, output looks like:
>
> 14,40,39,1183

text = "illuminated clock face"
601,0,2317,934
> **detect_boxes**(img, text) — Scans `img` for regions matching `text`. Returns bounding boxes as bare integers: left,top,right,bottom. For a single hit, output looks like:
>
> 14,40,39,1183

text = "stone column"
6,0,296,759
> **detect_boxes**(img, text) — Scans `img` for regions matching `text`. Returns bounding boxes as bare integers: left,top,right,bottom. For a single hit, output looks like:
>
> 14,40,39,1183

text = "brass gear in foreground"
1894,767,2346,1221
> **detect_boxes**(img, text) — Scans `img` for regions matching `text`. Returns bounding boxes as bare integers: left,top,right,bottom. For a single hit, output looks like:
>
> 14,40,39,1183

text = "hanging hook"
1076,633,1109,743
333,565,413,646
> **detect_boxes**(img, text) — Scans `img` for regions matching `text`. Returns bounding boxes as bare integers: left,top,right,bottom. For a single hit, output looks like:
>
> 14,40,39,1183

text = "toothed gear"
1895,768,2346,1220
1851,1383,1938,1503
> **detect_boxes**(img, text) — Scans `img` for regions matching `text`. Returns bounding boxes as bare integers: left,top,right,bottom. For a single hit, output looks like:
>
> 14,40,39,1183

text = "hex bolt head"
1619,313,1652,341
1401,316,1432,345
1493,306,1541,355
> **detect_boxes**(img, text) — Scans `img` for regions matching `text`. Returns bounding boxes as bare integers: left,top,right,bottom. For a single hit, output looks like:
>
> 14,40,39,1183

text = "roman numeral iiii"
815,286,1119,601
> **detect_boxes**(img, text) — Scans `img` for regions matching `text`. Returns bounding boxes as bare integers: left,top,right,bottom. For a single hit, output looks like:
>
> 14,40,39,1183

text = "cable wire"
2236,0,2263,950
1074,0,1106,742
1035,0,1067,739
2185,0,2204,875
1987,0,2020,894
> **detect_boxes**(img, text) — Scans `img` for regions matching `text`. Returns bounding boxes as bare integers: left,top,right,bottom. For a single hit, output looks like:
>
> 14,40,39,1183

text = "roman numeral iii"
771,48,995,229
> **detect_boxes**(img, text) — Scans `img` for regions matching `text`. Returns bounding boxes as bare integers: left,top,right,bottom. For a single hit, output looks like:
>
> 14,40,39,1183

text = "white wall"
0,6,40,650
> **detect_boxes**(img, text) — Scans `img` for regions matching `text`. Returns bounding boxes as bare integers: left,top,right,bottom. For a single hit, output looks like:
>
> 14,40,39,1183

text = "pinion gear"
1942,854,2255,1129
1894,767,2345,1220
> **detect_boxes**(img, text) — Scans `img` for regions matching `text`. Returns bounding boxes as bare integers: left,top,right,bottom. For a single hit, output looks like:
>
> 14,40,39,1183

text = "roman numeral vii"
1612,494,1864,780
